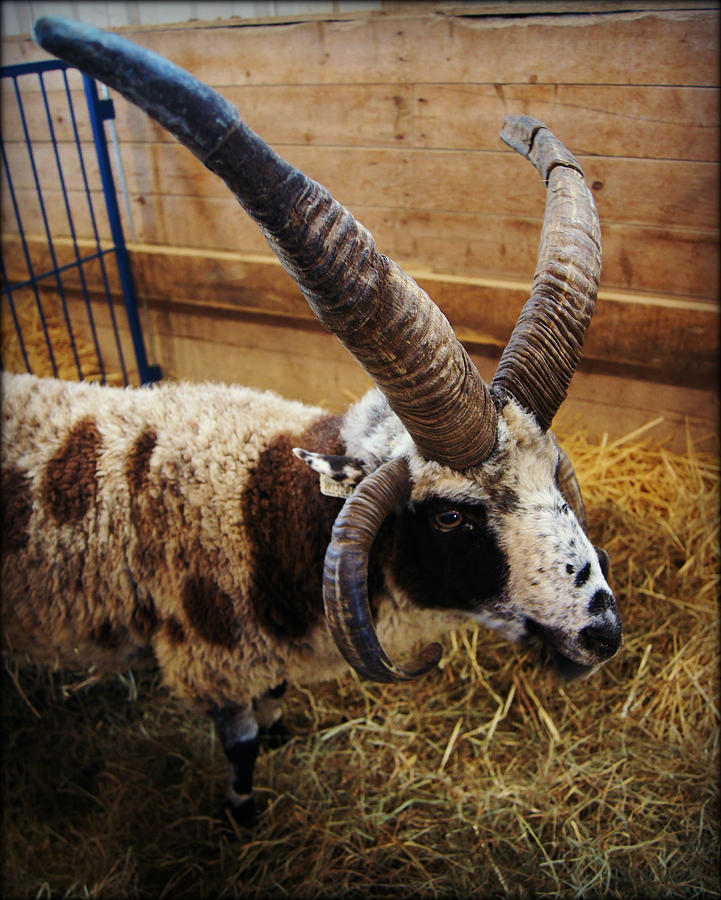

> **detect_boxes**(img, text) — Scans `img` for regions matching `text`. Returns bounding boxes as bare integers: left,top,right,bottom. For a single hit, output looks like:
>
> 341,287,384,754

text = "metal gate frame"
1,58,161,385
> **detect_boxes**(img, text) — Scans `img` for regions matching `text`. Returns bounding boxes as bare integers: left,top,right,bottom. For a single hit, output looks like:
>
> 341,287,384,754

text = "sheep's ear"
595,546,610,579
292,448,366,499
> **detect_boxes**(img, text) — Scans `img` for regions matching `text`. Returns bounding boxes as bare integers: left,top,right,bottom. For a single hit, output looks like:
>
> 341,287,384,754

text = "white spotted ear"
292,448,366,498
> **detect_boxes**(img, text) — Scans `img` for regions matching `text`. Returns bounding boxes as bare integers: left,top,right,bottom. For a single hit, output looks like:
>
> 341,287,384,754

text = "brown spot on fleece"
182,574,238,649
41,417,102,525
88,619,125,649
243,415,345,640
125,427,178,582
126,428,157,494
165,616,186,646
1,466,33,553
132,594,159,640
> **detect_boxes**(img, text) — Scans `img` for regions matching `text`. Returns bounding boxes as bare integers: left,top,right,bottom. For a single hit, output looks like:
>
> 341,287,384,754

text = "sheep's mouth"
549,651,594,680
524,618,595,681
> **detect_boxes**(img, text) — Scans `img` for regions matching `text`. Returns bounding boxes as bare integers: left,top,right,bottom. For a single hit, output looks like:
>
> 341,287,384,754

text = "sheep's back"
1,373,326,678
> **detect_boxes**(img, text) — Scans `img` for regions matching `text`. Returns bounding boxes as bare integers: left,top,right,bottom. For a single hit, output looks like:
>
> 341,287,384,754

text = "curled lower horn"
492,115,601,432
323,458,442,682
33,15,497,470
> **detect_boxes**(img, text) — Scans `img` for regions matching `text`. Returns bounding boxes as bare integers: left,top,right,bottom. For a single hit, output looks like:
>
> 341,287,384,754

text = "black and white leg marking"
255,680,291,749
210,704,260,827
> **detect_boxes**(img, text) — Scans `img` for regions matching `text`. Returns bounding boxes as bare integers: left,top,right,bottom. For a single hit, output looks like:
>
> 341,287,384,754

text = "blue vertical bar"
82,73,161,385
37,69,93,381
1,89,59,378
16,72,84,378
39,69,108,384
2,59,160,386
61,67,125,384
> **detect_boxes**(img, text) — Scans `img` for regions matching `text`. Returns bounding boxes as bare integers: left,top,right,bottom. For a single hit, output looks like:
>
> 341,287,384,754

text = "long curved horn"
491,115,601,432
323,457,442,682
33,16,497,470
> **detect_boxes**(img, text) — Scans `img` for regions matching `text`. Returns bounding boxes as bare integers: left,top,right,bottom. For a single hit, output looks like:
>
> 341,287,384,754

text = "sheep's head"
311,388,619,682
34,17,621,682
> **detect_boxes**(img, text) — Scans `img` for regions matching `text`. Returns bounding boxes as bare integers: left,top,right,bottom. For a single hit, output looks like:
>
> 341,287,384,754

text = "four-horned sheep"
1,16,622,827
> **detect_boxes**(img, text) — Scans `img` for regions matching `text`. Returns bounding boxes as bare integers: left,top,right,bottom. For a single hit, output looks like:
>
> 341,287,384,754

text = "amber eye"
433,510,464,531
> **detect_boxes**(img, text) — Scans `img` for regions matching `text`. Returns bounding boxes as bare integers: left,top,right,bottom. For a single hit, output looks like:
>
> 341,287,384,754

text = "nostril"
581,620,622,660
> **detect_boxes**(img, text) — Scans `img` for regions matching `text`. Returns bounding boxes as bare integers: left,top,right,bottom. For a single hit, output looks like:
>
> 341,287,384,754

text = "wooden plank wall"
2,2,719,449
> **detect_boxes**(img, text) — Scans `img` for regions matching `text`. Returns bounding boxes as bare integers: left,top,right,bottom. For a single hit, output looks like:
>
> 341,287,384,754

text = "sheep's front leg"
255,680,290,749
210,704,260,828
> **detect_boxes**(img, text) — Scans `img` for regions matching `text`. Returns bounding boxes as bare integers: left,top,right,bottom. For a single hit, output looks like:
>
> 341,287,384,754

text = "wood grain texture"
3,239,717,389
5,82,716,161
5,152,718,302
5,8,717,86
7,287,713,453
1,4,717,419
4,139,719,234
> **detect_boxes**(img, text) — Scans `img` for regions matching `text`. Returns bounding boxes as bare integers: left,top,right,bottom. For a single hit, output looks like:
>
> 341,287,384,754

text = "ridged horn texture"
33,16,497,470
491,114,602,432
323,458,443,682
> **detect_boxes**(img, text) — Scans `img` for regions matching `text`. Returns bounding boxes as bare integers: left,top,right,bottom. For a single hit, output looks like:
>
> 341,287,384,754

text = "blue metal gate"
1,58,160,386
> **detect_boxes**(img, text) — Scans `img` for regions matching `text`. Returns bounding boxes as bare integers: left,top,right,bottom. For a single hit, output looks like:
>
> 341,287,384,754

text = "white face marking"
486,403,621,665
342,391,622,669
469,607,527,643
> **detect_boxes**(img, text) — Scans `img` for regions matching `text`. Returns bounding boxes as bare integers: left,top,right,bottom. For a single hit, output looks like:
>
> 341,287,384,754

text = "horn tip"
500,114,544,157
33,15,84,53
500,114,584,183
405,641,443,678
361,641,443,683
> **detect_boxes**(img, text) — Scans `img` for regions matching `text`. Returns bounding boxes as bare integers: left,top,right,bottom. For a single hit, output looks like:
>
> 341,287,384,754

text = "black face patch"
378,497,509,613
574,561,591,587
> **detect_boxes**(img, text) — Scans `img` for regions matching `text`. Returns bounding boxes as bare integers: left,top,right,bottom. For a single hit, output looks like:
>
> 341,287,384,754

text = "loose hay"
1,289,129,385
2,423,719,899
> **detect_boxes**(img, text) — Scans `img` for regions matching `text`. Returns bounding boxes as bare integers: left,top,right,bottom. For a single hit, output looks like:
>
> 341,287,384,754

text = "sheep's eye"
433,510,464,531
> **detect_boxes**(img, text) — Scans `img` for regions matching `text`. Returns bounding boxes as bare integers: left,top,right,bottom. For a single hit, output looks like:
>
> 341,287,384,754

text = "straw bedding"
1,289,128,384
1,410,718,897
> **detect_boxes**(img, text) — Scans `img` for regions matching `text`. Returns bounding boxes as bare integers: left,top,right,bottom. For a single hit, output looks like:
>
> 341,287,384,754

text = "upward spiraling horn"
491,114,602,431
32,15,497,472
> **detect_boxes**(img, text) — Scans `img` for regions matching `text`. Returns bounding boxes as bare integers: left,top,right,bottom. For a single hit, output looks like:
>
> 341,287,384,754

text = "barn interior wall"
2,2,719,450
